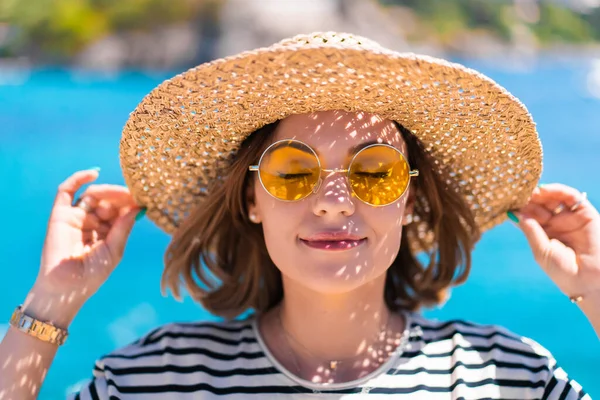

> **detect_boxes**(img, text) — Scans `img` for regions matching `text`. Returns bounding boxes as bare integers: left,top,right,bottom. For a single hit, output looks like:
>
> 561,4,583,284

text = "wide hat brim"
119,32,542,252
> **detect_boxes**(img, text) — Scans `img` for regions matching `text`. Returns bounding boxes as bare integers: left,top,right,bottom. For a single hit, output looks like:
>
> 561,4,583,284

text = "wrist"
578,287,600,306
21,286,84,329
577,288,600,328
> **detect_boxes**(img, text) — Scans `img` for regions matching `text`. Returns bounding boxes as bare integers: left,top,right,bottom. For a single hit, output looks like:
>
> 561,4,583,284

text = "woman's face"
249,111,414,293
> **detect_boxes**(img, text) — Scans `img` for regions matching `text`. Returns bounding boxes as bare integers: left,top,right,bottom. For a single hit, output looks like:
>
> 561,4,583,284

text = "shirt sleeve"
66,358,110,400
66,377,109,400
542,363,592,400
65,325,166,400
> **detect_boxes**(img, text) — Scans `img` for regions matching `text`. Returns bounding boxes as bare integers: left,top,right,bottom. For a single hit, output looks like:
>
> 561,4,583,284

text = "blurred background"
1,0,599,398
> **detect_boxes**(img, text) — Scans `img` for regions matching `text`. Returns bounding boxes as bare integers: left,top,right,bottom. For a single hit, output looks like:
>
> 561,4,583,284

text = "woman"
0,32,597,399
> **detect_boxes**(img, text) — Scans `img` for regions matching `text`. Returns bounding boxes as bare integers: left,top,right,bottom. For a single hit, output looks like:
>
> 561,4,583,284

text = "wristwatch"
9,306,68,346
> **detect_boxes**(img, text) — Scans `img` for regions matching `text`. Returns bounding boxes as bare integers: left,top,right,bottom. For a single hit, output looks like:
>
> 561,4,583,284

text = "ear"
245,177,262,224
402,186,416,226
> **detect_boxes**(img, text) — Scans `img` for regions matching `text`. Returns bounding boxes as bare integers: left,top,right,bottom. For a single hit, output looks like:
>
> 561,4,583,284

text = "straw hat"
119,31,542,251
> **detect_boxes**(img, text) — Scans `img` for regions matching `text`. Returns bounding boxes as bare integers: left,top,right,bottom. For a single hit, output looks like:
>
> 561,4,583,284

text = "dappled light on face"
312,173,355,217
372,230,402,266
335,265,347,277
330,256,382,286
286,111,403,153
256,110,410,303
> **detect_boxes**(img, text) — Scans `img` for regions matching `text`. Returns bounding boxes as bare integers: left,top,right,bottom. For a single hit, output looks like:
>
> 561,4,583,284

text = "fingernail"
507,211,519,223
135,208,147,221
89,167,101,172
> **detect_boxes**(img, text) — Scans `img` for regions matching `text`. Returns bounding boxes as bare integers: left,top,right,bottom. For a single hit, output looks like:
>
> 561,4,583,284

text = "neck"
276,273,396,361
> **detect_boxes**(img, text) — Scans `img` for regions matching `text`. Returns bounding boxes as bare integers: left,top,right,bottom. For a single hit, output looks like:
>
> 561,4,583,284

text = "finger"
69,196,102,230
83,185,138,209
71,196,103,229
518,202,553,226
55,169,100,207
81,230,100,246
546,200,565,217
94,199,118,222
85,223,111,237
73,194,99,211
105,207,141,261
517,215,551,268
81,213,102,230
528,188,565,216
73,196,124,226
530,184,582,208
518,202,587,241
81,222,112,243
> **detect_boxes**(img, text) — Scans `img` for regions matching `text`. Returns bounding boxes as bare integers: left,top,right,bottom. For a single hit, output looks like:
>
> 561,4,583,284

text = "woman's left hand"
512,183,600,302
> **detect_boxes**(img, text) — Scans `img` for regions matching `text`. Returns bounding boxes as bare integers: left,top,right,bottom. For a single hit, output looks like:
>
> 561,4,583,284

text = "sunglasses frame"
248,139,419,206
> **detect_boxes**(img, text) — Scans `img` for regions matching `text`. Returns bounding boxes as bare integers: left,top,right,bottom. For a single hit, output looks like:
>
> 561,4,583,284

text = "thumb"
516,213,551,267
106,207,144,260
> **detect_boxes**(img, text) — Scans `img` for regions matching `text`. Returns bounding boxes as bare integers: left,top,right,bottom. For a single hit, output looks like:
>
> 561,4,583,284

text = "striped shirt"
70,312,591,399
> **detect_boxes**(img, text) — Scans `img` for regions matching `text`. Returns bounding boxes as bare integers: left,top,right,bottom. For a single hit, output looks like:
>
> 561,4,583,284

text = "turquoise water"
1,62,599,398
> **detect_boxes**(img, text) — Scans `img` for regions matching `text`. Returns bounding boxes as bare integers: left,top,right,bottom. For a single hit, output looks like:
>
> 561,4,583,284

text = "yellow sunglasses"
249,139,419,206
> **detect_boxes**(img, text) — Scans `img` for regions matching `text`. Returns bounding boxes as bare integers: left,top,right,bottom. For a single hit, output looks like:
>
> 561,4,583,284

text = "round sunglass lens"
259,141,320,201
349,145,410,206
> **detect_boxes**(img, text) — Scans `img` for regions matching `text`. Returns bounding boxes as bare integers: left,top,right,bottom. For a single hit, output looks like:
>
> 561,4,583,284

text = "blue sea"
1,60,599,399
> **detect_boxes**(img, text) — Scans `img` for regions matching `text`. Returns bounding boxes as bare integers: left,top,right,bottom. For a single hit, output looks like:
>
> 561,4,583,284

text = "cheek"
364,202,407,265
260,205,312,280
254,186,305,256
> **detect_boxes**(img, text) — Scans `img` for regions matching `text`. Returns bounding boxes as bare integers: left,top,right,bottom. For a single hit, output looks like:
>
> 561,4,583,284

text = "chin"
285,258,384,293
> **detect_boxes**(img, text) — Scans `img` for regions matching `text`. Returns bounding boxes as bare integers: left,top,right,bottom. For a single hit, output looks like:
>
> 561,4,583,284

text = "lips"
299,232,367,251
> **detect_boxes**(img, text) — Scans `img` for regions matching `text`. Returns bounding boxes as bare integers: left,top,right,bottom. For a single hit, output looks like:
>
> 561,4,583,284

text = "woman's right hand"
24,169,143,326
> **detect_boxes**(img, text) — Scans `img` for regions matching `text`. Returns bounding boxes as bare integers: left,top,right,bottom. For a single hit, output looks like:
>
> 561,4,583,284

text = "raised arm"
0,169,142,400
511,183,600,339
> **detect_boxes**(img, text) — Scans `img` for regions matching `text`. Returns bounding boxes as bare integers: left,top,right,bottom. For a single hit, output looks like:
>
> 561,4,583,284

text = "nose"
311,171,356,217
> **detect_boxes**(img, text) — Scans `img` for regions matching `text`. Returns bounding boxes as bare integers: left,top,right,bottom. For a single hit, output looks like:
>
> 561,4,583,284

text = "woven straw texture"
120,32,542,251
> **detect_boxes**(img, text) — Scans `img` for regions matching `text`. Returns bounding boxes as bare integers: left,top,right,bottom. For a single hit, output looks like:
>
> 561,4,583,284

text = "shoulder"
131,318,256,349
76,318,272,398
93,317,259,373
406,313,580,389
397,313,591,399
409,312,556,363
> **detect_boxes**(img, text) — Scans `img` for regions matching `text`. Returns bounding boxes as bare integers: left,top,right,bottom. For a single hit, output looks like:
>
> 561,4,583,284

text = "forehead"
273,110,405,153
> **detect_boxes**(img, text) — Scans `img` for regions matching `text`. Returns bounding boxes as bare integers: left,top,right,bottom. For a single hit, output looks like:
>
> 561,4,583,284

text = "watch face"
19,315,33,330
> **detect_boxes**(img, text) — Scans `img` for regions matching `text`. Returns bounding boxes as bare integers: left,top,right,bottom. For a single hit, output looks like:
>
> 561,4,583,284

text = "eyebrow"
348,140,393,155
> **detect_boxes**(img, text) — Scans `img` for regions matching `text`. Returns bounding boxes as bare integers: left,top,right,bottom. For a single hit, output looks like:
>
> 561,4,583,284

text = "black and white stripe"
69,313,591,399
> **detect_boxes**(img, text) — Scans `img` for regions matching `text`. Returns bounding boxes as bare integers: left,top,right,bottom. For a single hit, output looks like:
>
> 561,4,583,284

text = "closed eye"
278,172,314,179
353,171,390,179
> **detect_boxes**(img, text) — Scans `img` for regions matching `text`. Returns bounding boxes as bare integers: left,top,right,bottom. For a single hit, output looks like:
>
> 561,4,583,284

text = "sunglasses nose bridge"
313,167,352,195
319,167,350,183
321,168,349,175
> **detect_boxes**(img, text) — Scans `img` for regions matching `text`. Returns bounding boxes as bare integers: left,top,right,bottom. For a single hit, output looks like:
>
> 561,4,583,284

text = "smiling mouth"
299,238,367,251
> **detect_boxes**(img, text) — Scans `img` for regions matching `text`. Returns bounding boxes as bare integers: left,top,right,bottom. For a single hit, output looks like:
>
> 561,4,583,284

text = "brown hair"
161,121,480,318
